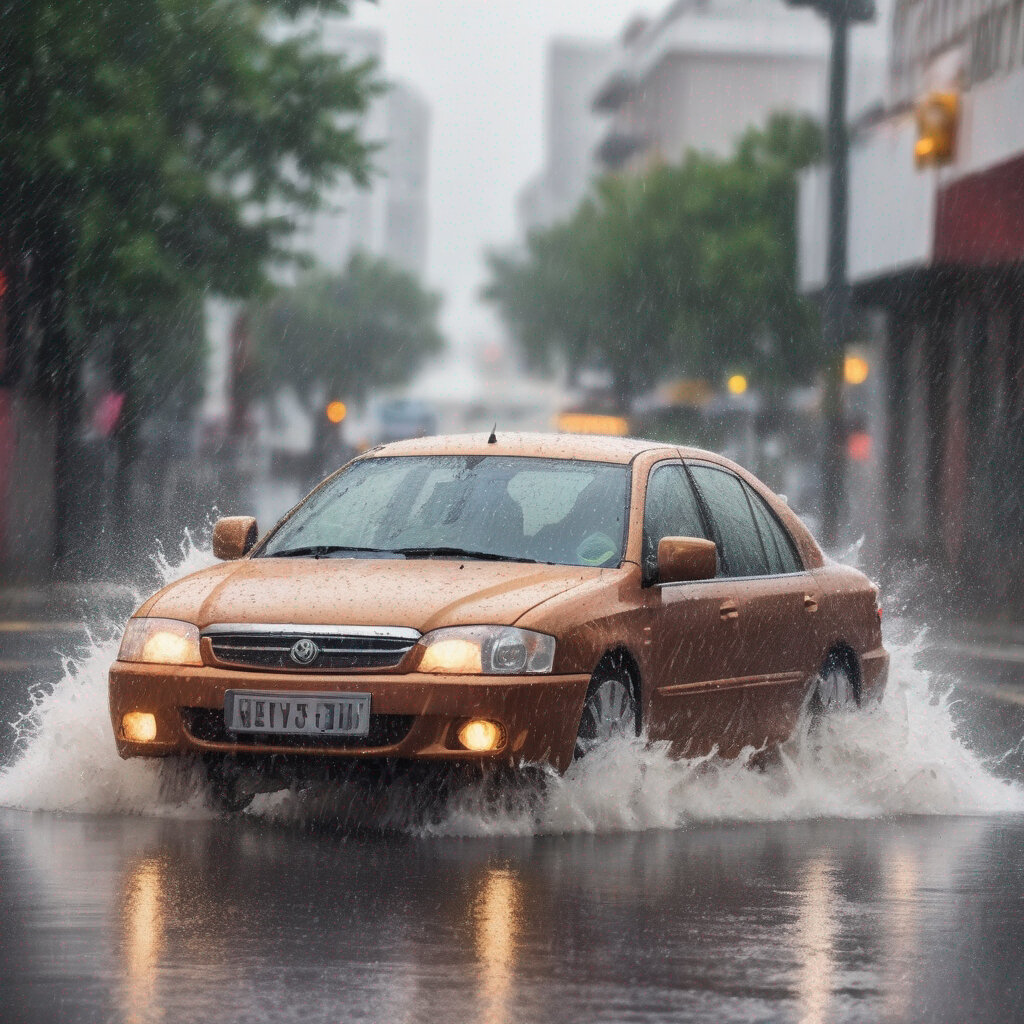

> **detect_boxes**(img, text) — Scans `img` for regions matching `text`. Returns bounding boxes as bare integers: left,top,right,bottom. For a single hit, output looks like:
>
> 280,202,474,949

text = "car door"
639,460,754,756
685,462,817,753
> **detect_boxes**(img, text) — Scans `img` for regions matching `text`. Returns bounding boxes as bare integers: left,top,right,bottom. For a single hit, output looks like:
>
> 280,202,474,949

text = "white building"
289,24,385,274
283,21,430,279
383,82,431,277
592,0,832,173
517,39,616,234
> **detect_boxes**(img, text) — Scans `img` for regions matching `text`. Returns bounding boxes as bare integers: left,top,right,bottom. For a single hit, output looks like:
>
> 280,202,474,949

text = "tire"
574,651,639,759
809,651,859,717
205,759,256,813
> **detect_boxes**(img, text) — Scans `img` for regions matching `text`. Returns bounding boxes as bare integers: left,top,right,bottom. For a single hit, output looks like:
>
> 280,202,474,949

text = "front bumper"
108,662,590,773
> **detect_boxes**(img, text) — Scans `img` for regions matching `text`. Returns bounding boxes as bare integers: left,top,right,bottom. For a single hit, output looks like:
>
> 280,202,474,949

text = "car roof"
366,431,684,465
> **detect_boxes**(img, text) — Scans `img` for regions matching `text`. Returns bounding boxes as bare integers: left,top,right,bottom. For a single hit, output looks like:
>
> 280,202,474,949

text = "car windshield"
260,455,630,568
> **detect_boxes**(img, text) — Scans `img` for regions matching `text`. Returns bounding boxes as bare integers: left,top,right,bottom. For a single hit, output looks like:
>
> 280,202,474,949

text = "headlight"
118,618,202,666
416,626,555,675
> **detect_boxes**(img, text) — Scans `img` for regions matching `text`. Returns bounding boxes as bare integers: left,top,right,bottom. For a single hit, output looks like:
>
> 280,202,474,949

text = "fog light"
457,719,503,752
122,712,157,743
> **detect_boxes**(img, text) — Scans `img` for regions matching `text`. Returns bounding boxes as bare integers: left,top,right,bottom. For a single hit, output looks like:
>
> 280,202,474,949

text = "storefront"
798,0,1024,613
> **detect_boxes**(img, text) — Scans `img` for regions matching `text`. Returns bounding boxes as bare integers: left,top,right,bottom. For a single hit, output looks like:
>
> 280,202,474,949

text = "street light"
786,0,874,548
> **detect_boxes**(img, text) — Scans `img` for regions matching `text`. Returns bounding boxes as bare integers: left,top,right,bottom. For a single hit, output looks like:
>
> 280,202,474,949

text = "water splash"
1,535,1021,833
0,529,217,816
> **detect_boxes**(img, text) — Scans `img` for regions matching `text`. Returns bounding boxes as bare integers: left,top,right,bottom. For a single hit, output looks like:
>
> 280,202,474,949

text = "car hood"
141,556,605,633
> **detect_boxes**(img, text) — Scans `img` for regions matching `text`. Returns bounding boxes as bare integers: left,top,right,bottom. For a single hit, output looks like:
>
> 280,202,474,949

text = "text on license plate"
224,691,370,736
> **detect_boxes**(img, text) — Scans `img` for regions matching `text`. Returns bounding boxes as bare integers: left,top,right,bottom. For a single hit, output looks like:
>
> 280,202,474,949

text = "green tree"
0,0,377,562
249,252,444,461
485,113,822,401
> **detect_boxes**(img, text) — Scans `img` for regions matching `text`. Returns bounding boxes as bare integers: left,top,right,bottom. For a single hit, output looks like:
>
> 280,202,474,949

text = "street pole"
784,0,871,548
820,8,849,549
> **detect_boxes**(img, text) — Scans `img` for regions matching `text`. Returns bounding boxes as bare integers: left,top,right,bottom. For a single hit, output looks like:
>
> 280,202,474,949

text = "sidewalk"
0,582,136,620
0,583,136,676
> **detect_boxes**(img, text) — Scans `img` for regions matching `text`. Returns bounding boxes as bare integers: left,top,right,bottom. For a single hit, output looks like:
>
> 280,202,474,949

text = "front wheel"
574,652,639,759
205,758,256,813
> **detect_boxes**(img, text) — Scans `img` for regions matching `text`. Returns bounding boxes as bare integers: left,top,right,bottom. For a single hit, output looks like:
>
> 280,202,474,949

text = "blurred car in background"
375,398,437,443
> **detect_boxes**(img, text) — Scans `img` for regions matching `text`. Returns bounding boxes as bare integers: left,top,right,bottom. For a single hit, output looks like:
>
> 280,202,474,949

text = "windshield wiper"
267,545,401,559
393,546,543,564
267,544,546,564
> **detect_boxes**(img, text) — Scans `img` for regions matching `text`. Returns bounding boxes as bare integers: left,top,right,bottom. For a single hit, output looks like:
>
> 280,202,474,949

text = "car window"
642,464,710,578
687,464,770,577
743,482,803,574
260,455,629,568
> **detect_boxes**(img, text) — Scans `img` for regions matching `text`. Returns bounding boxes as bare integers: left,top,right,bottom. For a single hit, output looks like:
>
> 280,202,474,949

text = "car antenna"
487,423,497,444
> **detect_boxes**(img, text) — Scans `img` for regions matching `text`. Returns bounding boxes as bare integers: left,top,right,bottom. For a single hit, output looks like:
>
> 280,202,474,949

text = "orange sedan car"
109,433,887,808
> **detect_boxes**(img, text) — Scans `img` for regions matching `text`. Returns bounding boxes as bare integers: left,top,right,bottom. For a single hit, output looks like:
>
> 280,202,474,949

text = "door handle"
804,594,818,613
719,600,739,621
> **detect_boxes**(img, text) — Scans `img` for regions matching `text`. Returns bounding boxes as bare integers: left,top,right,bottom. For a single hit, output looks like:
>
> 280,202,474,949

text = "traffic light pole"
820,7,850,550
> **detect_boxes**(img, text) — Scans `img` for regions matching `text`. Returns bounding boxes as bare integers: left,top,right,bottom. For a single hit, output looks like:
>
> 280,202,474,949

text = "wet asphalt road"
2,809,1024,1024
3,614,1024,1023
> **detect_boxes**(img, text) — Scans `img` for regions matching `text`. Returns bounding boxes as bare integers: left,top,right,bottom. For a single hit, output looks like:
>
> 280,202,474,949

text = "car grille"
180,707,416,749
204,629,418,672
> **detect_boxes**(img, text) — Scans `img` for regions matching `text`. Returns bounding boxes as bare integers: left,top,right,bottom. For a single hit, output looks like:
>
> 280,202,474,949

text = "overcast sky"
352,0,653,348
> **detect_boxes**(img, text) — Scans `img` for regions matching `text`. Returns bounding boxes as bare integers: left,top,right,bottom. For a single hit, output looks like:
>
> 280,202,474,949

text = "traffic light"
325,400,347,424
914,92,959,168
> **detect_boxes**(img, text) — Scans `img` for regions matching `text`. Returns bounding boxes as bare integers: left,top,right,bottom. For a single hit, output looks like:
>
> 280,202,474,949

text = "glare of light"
419,638,483,674
457,719,503,752
474,868,522,1024
121,857,165,1024
844,355,870,385
847,431,872,462
797,854,836,1024
141,630,196,665
556,412,630,436
727,374,748,395
326,400,347,424
122,712,157,744
882,849,919,1019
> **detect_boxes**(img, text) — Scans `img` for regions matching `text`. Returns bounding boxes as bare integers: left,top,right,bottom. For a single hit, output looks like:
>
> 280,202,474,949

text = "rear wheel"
809,651,859,717
574,652,638,759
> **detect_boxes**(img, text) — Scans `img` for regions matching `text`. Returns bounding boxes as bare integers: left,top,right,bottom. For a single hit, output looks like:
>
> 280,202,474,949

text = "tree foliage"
0,0,380,562
0,0,377,394
485,114,823,399
249,252,444,415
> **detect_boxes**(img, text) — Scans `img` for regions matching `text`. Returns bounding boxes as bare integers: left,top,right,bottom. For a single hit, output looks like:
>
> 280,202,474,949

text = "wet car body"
109,433,887,780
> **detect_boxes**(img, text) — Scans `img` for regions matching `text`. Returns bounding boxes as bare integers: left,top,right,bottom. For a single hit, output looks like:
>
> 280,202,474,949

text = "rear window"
744,482,803,574
688,464,770,578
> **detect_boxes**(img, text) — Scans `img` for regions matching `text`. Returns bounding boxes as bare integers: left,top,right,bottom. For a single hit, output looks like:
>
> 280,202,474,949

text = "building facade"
517,39,616,234
799,0,1024,614
591,0,833,173
383,82,431,277
285,21,431,279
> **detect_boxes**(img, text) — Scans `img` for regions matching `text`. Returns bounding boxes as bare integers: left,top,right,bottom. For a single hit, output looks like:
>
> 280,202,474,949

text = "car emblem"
289,638,320,665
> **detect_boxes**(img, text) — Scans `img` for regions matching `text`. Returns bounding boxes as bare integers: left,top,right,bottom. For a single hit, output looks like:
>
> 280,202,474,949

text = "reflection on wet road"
2,810,1023,1024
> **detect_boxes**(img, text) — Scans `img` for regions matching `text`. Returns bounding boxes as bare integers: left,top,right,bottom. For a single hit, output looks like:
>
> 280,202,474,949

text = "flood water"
2,809,1024,1024
3,543,1024,1022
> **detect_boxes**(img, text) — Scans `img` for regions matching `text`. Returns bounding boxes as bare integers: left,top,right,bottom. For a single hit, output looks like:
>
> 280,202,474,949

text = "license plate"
224,690,370,737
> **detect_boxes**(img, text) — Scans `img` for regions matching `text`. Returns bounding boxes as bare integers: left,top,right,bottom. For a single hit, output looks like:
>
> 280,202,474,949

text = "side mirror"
212,516,259,560
657,536,717,584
